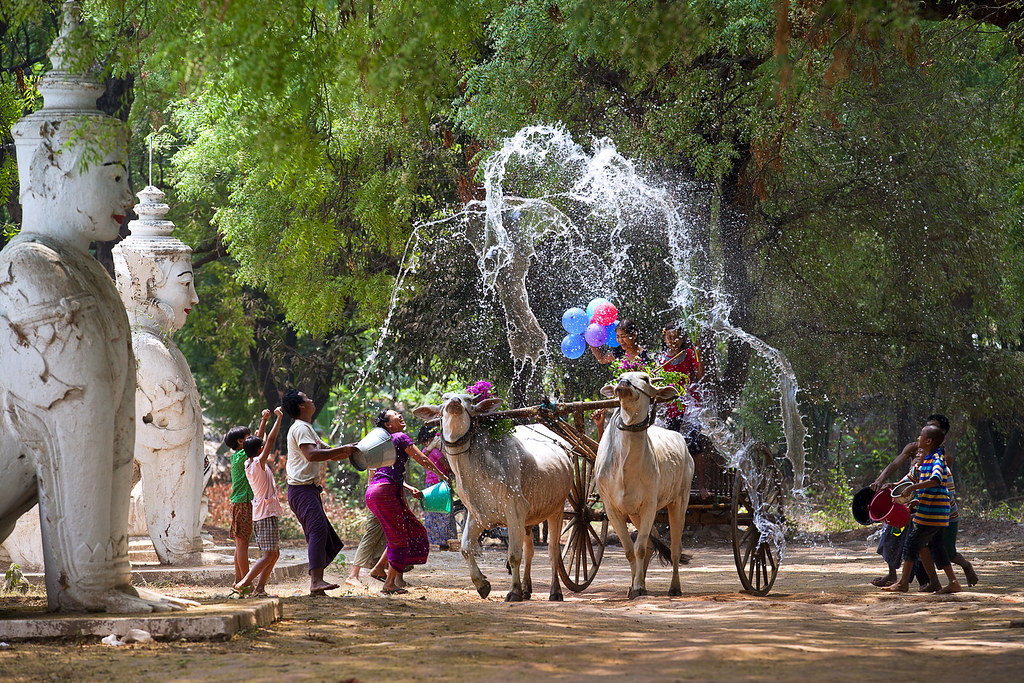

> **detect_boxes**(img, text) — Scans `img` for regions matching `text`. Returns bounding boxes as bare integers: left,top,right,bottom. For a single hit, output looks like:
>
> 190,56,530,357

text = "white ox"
414,393,572,601
595,372,695,598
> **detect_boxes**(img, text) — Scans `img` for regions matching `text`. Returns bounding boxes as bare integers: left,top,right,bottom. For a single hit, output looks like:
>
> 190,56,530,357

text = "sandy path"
2,522,1022,681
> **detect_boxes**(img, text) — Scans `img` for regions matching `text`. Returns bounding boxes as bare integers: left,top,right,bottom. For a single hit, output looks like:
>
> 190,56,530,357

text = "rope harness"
440,415,476,456
614,378,657,432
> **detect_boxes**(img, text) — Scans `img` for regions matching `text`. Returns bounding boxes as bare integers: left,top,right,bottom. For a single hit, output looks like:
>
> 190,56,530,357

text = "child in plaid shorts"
236,407,285,597
223,409,271,584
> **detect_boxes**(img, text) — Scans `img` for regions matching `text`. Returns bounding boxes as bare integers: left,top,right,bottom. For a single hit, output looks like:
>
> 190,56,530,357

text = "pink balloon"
592,302,618,326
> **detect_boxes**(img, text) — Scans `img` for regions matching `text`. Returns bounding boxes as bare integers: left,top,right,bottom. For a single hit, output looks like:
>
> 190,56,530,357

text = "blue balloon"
586,297,611,321
605,321,620,347
561,307,589,335
561,334,586,359
584,323,608,347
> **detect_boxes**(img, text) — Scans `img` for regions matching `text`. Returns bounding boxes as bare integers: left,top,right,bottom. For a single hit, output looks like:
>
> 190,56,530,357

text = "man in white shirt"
282,389,360,595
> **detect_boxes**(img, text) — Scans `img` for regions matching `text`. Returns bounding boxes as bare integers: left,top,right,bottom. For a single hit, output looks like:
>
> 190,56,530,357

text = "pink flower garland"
466,380,494,401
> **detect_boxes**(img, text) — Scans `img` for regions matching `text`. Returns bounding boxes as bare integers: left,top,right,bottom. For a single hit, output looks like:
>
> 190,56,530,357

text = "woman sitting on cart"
590,318,650,367
658,322,711,499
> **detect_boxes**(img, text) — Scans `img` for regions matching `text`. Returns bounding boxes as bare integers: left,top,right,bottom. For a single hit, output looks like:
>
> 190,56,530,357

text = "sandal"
870,576,895,587
230,585,253,599
369,573,386,583
381,587,409,595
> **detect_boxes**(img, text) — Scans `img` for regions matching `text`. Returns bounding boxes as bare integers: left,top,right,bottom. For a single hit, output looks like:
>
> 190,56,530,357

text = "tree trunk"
1000,428,1024,491
974,419,1010,500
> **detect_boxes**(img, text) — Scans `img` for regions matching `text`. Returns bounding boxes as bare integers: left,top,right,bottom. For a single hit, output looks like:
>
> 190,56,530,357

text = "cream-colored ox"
414,393,572,602
595,372,694,598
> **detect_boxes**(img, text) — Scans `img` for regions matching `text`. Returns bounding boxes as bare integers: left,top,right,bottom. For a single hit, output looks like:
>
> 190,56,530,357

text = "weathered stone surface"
0,598,281,642
0,1,186,613
113,184,204,565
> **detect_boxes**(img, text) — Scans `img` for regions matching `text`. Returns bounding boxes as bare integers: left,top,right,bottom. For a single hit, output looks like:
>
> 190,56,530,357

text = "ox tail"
631,530,691,566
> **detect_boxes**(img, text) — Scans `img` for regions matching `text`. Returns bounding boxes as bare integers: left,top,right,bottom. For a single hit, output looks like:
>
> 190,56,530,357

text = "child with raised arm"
223,409,272,585
236,407,286,597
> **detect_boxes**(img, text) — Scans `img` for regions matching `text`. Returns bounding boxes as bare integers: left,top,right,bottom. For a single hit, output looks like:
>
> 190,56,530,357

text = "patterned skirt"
424,511,457,547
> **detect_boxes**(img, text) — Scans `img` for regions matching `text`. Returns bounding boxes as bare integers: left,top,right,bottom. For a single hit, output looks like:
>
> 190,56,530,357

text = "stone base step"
0,598,282,642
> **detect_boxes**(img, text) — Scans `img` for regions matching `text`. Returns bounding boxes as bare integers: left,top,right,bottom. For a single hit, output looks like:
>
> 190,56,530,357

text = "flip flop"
381,587,408,595
870,576,895,587
369,574,386,583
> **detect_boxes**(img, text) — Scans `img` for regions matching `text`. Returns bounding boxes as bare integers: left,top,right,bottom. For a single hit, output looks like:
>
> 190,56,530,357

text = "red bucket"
868,489,911,528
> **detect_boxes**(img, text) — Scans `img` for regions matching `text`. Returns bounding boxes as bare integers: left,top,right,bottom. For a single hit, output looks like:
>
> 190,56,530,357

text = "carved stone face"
154,259,199,333
21,139,134,247
80,157,133,243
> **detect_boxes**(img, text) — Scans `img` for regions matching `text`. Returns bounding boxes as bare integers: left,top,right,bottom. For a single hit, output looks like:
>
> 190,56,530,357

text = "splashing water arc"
350,125,808,500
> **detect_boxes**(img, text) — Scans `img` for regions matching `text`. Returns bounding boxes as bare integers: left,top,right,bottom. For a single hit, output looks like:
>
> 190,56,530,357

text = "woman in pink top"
237,407,285,597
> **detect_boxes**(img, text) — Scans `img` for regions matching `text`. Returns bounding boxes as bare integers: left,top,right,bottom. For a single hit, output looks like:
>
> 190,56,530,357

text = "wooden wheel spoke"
732,445,782,596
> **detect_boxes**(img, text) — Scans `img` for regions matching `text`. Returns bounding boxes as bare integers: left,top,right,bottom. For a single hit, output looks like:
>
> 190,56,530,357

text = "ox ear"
599,383,616,398
471,397,504,416
413,404,441,421
654,385,679,402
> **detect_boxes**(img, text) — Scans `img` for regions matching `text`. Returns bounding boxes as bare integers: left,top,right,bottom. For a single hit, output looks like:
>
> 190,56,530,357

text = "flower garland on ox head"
466,380,515,441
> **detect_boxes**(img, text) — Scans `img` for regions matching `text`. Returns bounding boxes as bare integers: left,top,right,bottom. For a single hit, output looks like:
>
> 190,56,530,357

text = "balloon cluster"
560,298,619,359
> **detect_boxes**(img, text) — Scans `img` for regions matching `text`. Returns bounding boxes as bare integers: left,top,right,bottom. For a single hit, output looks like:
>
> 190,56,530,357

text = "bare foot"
962,563,979,587
344,577,364,588
882,582,908,592
938,581,962,595
368,572,386,583
871,575,896,587
918,581,941,593
310,581,339,593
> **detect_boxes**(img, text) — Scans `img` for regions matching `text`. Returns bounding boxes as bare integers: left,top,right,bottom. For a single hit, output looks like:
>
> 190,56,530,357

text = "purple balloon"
584,322,608,347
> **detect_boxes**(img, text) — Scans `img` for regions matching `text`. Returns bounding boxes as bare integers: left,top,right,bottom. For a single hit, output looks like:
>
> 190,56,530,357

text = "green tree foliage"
2,0,1023,498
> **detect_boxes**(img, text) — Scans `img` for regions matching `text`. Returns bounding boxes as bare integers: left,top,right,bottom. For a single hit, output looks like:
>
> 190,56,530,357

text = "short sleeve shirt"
286,420,324,486
229,449,254,503
913,450,950,527
246,458,283,521
371,431,413,486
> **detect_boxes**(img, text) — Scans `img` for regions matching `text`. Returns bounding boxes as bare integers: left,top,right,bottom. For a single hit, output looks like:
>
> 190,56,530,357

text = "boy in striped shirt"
882,424,950,593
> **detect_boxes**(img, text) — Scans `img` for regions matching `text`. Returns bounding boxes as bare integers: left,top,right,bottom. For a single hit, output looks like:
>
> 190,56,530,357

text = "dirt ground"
1,518,1023,682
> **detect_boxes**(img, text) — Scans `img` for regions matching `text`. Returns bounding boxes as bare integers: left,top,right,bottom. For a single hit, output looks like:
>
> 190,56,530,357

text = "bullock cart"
479,399,785,596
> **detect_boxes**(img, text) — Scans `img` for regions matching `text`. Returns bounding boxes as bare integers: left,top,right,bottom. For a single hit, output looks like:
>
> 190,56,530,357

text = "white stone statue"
0,1,190,612
113,185,204,565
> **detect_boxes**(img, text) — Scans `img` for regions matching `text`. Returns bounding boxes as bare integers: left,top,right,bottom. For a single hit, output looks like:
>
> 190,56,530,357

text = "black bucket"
851,486,875,526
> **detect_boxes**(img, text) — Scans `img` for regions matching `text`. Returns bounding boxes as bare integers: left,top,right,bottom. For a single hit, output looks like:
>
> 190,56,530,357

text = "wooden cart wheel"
731,443,784,596
557,453,608,592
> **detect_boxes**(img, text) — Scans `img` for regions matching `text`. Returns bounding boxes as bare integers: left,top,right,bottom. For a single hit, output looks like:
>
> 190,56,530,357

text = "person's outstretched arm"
255,408,271,439
259,407,284,469
872,441,917,490
406,444,453,487
300,442,359,462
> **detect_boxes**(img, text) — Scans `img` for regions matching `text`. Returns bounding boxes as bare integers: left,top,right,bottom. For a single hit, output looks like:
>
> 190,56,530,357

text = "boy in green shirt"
223,409,271,585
